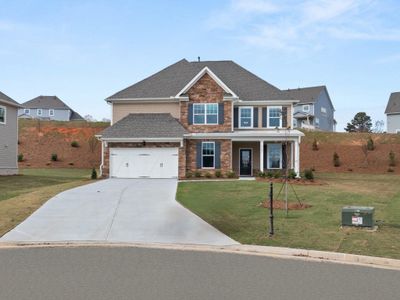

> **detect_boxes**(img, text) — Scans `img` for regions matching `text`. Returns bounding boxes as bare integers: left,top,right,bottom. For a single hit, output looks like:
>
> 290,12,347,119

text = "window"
193,103,218,125
315,117,320,127
321,107,327,114
24,109,30,115
0,106,6,124
267,144,282,169
49,109,55,116
239,107,253,128
302,105,310,112
268,107,282,128
202,142,215,168
37,109,43,116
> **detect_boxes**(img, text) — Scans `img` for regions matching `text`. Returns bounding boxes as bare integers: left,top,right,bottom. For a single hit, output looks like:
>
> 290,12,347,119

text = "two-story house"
385,92,400,133
97,59,304,179
18,96,84,121
284,86,336,131
0,90,21,175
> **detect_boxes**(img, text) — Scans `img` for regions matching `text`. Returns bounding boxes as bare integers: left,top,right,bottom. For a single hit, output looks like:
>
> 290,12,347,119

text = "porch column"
290,142,294,169
260,140,264,172
294,139,300,177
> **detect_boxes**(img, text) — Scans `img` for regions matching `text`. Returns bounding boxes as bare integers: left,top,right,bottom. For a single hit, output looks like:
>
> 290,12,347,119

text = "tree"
372,120,385,133
84,114,97,122
344,112,372,132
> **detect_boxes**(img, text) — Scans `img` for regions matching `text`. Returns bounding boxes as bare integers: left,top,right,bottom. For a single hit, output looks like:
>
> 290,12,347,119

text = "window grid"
267,143,282,169
49,109,55,116
268,107,282,128
239,107,253,128
193,103,218,125
0,106,5,124
202,142,215,168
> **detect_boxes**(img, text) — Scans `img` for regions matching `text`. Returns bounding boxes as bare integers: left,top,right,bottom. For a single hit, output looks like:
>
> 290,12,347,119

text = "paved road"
0,246,399,300
1,179,236,245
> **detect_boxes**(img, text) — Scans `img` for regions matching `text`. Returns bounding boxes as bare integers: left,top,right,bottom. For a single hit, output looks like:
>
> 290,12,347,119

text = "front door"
239,149,252,176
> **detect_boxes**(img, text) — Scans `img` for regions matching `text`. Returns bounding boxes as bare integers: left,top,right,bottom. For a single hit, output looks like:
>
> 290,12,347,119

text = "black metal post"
269,182,274,236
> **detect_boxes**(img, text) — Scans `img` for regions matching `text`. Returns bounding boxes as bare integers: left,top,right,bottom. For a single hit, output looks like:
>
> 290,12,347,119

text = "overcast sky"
1,0,399,130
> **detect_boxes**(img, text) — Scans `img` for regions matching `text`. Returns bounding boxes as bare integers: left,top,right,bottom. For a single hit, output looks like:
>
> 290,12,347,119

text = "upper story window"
303,105,310,112
37,109,43,116
268,106,282,128
193,103,218,125
49,109,55,116
239,107,253,128
321,107,327,114
0,106,6,124
202,142,215,168
24,109,30,115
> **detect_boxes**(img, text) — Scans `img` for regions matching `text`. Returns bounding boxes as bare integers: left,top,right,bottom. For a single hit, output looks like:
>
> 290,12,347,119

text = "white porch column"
290,142,294,169
294,139,300,177
260,140,264,172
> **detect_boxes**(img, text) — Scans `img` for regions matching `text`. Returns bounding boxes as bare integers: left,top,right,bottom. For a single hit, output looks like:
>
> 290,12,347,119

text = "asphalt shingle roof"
0,90,20,107
282,86,326,104
22,96,71,109
107,59,286,101
385,92,400,114
100,113,187,139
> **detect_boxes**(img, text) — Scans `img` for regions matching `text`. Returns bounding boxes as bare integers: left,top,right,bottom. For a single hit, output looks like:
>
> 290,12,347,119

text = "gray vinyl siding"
0,104,18,174
18,108,71,121
387,114,400,133
313,90,335,131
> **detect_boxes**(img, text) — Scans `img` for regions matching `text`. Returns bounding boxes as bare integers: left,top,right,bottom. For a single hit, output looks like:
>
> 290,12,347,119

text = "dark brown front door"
239,149,252,176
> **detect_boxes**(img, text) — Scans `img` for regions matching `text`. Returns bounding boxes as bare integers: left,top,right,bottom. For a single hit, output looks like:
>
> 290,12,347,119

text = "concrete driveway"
1,179,237,245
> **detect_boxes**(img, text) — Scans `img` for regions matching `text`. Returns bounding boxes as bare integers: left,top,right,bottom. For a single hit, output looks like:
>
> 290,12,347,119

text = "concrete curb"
1,241,399,271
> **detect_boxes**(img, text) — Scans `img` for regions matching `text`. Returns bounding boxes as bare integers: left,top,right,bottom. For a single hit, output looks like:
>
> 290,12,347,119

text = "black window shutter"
253,107,258,128
264,144,268,169
196,142,202,168
262,108,267,127
215,142,221,169
282,143,287,169
282,107,288,128
188,104,193,125
234,107,239,128
218,103,224,125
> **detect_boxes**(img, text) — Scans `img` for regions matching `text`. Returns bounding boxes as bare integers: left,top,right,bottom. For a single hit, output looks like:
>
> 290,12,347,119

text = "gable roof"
106,59,286,101
22,96,71,109
385,92,400,114
0,90,21,107
283,86,326,104
99,113,187,139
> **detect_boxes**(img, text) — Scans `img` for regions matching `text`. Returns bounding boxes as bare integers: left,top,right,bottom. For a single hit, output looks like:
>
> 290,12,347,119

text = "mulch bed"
256,178,325,185
260,200,312,210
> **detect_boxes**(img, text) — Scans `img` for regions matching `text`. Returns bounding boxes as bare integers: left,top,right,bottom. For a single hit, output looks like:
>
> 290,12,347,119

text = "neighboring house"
18,96,84,121
284,86,336,131
97,59,305,179
385,92,400,133
0,91,22,175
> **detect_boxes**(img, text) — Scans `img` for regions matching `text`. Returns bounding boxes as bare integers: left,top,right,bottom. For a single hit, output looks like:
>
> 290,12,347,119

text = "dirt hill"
18,119,109,169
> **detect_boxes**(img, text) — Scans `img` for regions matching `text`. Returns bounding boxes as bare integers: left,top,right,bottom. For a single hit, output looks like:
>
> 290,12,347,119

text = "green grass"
177,173,400,259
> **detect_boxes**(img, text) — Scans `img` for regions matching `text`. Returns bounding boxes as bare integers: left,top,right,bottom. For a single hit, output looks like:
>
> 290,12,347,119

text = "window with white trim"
0,106,6,124
24,109,30,115
49,109,55,116
202,142,215,168
315,117,320,127
302,105,310,112
267,144,282,169
37,109,43,116
193,103,218,125
321,107,327,114
239,107,253,128
268,107,282,128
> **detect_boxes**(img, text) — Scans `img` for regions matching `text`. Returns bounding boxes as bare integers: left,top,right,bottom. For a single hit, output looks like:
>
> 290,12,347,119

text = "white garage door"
110,148,179,179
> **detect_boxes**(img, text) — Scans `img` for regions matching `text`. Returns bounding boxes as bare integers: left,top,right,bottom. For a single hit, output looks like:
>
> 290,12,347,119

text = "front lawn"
177,173,400,259
0,168,92,236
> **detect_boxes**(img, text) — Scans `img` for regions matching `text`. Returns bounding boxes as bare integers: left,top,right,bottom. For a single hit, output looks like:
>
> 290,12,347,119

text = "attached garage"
110,148,178,178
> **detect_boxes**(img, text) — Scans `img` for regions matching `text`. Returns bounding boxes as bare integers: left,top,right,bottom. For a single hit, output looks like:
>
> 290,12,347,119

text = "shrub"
288,169,297,179
367,136,375,151
257,171,266,178
312,138,319,151
226,170,236,178
304,169,314,180
266,171,273,178
18,154,24,162
185,171,193,178
71,141,79,148
273,171,281,179
51,153,58,161
333,152,340,167
205,172,212,179
387,167,394,173
194,170,202,178
91,168,97,179
69,162,74,166
215,170,222,178
389,151,396,167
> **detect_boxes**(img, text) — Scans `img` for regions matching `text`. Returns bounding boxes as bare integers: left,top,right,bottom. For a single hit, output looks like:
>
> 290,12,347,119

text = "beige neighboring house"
0,91,22,175
97,59,305,179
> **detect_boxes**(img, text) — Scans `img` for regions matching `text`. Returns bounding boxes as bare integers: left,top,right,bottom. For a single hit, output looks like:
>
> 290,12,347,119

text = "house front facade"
285,86,335,131
0,91,21,175
97,59,304,179
385,92,400,133
18,96,84,121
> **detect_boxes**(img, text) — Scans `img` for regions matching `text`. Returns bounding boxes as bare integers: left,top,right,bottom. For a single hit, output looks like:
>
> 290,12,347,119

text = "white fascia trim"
106,97,179,104
235,100,299,105
0,99,23,108
175,67,238,98
99,137,183,143
185,129,304,140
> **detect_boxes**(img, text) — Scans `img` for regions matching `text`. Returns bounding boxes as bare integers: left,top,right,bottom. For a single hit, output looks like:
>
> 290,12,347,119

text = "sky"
0,0,399,130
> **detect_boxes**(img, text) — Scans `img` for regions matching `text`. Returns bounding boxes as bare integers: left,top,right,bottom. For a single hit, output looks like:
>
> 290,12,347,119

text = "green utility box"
342,206,375,228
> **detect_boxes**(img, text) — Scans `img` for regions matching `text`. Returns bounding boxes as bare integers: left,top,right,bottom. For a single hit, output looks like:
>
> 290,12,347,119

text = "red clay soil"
300,131,400,174
261,200,312,210
18,120,109,169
